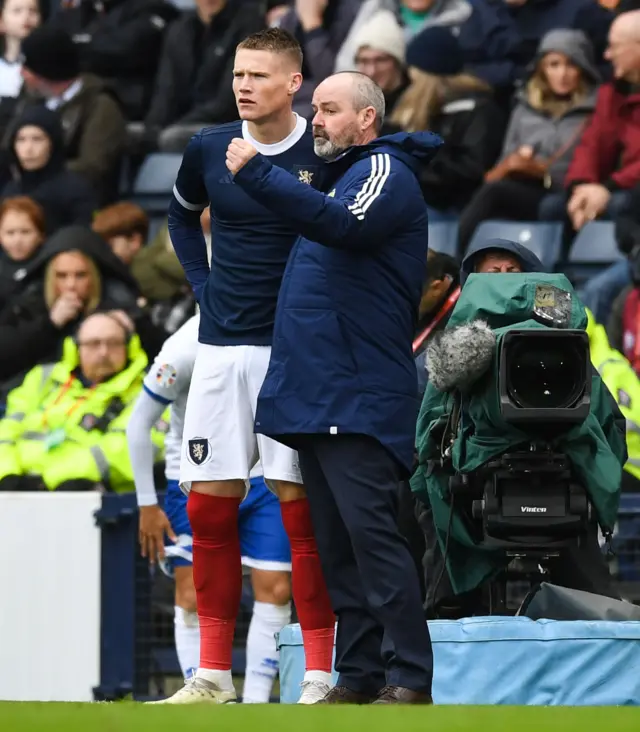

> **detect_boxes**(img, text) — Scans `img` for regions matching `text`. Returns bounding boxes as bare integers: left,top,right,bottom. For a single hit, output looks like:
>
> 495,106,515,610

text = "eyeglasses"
355,55,395,67
77,339,126,350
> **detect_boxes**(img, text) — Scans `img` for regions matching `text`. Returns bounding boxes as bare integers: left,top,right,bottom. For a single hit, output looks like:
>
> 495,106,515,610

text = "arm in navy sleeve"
168,132,210,301
233,151,423,251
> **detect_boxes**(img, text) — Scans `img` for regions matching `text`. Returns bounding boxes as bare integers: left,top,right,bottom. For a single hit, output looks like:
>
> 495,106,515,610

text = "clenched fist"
226,138,258,175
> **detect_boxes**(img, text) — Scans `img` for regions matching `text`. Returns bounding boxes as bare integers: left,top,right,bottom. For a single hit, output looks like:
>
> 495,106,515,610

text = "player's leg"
273,477,335,703
157,345,254,704
161,479,199,680
174,567,199,680
248,345,335,704
239,478,292,703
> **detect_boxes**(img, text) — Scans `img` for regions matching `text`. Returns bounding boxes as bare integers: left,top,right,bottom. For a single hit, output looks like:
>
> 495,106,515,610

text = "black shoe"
316,685,377,704
373,685,433,704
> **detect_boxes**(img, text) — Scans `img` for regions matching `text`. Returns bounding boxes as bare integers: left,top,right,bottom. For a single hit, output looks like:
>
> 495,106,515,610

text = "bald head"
612,10,640,41
607,10,640,80
312,72,385,160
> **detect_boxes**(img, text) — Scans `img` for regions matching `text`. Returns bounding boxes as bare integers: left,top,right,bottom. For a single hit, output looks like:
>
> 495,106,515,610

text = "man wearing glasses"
0,312,165,493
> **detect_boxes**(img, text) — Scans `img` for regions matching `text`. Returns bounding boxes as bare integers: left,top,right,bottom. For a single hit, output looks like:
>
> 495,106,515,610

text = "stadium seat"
130,153,182,215
565,221,625,287
568,221,624,263
469,220,563,272
428,220,459,257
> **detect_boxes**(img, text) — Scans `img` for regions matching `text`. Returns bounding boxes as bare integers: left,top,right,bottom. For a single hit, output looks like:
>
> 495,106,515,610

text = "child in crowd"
0,194,44,309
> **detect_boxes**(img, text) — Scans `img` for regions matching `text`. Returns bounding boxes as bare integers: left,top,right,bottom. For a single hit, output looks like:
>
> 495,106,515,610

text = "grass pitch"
0,702,638,732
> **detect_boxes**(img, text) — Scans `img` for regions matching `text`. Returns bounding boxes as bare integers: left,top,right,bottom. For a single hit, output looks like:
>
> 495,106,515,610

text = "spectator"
0,224,165,388
413,248,460,397
50,0,179,121
351,11,408,114
542,11,640,230
278,0,362,118
549,11,640,323
0,194,44,309
2,105,97,232
17,26,127,203
338,0,521,94
0,0,40,130
92,201,148,267
397,247,460,602
92,201,195,333
145,0,264,153
458,29,599,252
505,0,613,80
0,311,166,492
337,0,472,73
355,17,504,215
380,24,505,215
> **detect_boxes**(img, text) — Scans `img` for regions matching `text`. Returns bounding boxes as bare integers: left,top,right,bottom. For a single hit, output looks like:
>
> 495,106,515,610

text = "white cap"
353,9,406,65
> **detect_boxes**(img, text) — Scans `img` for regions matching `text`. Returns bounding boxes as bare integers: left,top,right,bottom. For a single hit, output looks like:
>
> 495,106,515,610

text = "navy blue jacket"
233,131,443,474
460,237,545,285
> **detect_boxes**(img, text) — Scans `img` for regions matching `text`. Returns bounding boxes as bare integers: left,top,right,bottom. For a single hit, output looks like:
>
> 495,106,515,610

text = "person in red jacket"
539,10,640,228
540,10,640,324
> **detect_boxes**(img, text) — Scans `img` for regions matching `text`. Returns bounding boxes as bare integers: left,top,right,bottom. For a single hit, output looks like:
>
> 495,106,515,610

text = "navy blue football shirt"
170,114,322,346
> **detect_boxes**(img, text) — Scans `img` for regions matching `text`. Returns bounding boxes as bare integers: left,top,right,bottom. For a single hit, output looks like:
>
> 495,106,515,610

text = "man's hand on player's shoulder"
226,138,258,175
139,504,177,564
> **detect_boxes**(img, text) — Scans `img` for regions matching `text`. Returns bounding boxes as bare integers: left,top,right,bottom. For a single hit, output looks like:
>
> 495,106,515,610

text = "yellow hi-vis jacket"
587,309,640,482
0,333,166,492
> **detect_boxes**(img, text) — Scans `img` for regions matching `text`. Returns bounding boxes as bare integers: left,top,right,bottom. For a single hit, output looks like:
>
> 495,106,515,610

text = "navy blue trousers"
298,434,433,696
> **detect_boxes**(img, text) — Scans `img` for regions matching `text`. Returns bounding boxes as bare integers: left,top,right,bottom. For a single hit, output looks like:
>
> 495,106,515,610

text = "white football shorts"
180,343,302,491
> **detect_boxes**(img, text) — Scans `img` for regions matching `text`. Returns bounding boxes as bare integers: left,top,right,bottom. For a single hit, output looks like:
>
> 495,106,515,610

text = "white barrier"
0,492,101,701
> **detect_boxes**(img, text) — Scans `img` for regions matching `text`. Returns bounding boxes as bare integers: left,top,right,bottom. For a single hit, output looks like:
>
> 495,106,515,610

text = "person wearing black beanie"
21,26,80,83
405,25,465,77
383,25,506,216
13,25,127,204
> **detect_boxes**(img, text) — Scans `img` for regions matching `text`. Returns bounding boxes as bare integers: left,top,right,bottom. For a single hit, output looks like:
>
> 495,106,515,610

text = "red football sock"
280,498,335,673
187,492,243,670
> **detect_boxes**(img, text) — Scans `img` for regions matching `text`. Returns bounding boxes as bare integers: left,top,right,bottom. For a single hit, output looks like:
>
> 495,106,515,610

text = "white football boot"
147,676,237,705
297,672,333,704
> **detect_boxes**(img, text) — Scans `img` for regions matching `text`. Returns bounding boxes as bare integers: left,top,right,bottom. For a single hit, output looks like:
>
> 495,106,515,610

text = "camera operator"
411,239,624,618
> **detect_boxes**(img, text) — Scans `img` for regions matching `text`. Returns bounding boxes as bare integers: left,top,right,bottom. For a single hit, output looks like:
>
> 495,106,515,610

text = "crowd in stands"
0,0,640,495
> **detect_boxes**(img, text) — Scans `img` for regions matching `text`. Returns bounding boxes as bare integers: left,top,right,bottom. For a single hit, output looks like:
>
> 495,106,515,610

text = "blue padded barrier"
278,616,640,705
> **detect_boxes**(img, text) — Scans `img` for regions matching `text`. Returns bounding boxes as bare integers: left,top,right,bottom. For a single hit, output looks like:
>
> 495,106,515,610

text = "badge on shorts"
187,437,211,466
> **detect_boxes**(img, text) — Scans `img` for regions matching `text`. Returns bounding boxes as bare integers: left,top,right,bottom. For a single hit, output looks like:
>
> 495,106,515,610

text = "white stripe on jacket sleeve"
347,153,391,221
173,185,208,211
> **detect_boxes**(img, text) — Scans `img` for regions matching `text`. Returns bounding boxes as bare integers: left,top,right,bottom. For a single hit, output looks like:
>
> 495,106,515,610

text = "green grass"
0,703,638,732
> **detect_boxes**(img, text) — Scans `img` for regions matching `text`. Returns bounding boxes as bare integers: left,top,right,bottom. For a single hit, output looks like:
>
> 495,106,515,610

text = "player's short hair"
236,27,303,71
92,201,149,242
